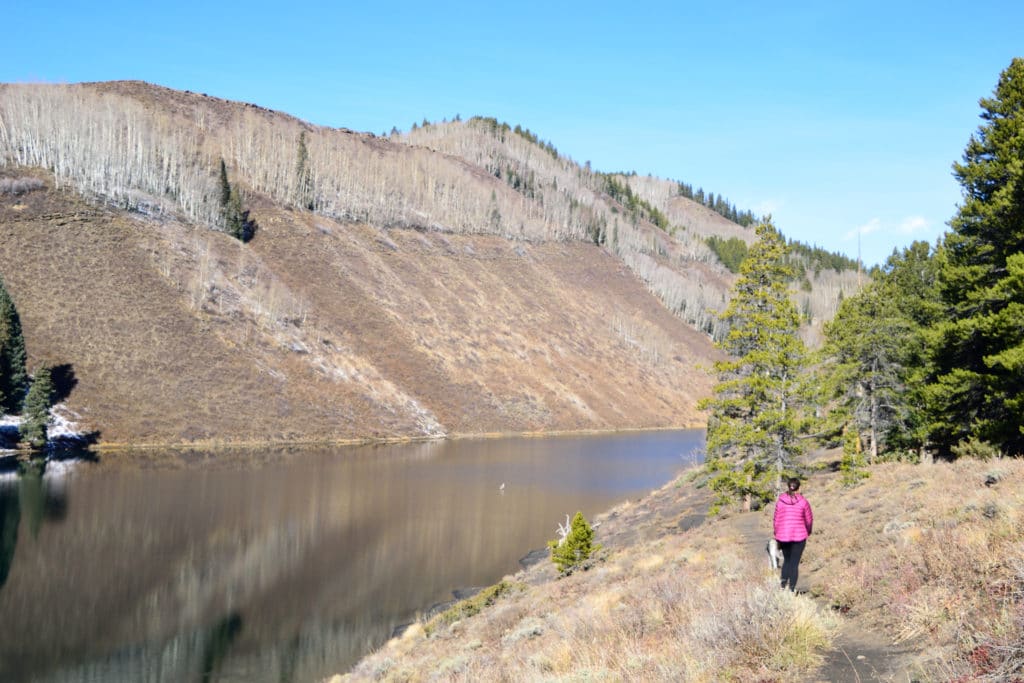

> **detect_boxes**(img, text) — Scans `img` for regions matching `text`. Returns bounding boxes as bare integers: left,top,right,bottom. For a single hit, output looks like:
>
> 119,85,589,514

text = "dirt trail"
528,471,924,681
723,509,921,682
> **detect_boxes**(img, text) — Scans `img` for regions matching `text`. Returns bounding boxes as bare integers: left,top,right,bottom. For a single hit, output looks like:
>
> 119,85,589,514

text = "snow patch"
48,404,87,441
0,404,89,447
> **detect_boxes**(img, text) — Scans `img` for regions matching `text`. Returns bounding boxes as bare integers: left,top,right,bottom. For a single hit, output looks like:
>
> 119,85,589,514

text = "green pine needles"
0,275,28,414
218,158,253,243
294,131,314,210
822,58,1024,460
700,220,808,510
705,235,749,274
20,367,54,451
549,512,601,575
927,57,1024,455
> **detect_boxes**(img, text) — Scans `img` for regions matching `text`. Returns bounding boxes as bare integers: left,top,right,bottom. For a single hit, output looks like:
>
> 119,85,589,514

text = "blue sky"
3,1,1022,265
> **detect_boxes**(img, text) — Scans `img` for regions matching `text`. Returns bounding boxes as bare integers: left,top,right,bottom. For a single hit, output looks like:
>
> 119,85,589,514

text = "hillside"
402,116,859,343
0,81,856,445
1,170,721,445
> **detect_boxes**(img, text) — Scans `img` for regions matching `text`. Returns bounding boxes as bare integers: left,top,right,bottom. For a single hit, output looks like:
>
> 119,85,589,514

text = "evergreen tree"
20,367,53,450
294,131,314,210
879,242,943,454
705,235,749,273
0,276,28,414
548,511,601,574
821,241,940,461
218,158,232,207
825,274,913,460
927,58,1024,455
700,221,807,509
225,189,248,242
216,158,252,242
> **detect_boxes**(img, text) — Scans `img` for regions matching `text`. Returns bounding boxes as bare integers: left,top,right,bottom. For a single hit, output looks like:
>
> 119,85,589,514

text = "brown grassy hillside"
1,82,859,346
0,168,717,445
404,120,861,342
0,81,860,445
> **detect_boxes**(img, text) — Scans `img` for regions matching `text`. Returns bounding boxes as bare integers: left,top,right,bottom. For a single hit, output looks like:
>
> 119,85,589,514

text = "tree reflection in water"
0,430,704,682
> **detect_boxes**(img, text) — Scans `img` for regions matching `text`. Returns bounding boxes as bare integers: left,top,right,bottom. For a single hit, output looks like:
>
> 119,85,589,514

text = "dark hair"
787,478,801,492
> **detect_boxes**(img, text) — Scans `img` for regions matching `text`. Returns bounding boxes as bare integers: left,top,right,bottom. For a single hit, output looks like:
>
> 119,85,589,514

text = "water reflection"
0,481,19,589
0,430,703,682
201,613,244,683
0,460,72,593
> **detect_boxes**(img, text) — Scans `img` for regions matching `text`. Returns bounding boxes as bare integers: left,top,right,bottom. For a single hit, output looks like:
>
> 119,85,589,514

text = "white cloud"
898,215,929,234
844,215,931,241
754,199,782,216
844,218,881,240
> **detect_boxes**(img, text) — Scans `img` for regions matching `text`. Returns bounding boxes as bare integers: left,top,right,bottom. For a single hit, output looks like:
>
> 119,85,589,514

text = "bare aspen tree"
0,83,855,347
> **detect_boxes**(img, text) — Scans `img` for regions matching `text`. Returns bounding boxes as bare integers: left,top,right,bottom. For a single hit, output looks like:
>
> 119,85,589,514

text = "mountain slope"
0,81,854,445
403,117,860,342
0,168,716,444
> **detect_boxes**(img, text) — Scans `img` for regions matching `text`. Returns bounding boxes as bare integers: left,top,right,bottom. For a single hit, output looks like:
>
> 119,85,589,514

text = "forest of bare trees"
0,82,857,343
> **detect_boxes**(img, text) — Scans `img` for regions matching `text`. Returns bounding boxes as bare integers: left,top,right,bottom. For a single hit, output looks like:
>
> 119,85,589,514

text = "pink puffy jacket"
773,492,813,542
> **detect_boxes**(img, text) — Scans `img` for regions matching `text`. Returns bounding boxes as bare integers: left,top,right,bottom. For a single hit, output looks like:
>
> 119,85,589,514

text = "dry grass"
343,568,836,682
338,475,837,683
334,457,1024,683
0,176,44,195
0,171,717,445
807,457,1024,680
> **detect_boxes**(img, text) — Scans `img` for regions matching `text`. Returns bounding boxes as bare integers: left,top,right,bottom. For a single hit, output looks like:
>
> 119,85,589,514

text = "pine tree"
0,276,28,414
700,220,807,510
20,367,53,450
217,158,252,243
224,189,247,242
294,131,314,210
218,158,232,207
825,282,902,461
548,511,601,574
927,58,1024,455
817,241,941,463
823,252,932,460
877,242,943,454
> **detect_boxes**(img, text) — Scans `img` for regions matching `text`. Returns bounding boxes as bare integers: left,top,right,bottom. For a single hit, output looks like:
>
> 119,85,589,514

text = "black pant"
778,539,806,591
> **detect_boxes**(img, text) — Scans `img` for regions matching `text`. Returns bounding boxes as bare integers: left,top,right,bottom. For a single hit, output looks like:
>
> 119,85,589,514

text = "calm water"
0,430,703,682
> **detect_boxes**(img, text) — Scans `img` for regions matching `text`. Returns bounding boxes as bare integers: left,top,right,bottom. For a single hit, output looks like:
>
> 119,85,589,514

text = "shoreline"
338,459,713,679
76,422,708,454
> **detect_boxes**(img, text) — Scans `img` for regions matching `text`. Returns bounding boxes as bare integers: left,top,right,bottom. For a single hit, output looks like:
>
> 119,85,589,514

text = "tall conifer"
927,58,1024,454
0,276,27,414
218,158,232,208
823,242,940,460
294,131,313,210
20,367,53,449
700,220,807,509
218,158,251,242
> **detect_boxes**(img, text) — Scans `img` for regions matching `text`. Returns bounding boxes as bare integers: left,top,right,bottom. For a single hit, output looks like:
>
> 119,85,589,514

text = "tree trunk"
867,370,879,463
869,421,878,463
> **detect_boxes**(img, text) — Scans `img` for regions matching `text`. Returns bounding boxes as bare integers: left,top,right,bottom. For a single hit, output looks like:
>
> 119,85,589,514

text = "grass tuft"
423,581,518,636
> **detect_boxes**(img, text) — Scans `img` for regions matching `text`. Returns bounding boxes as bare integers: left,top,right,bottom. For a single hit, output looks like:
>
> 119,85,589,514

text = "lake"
0,429,704,682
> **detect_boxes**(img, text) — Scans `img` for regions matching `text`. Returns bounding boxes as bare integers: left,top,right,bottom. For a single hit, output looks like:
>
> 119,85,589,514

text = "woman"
773,477,813,591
